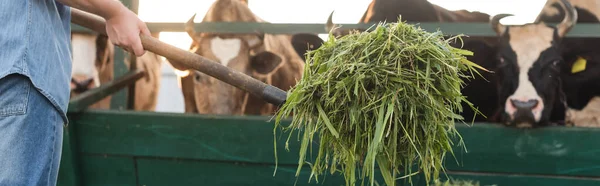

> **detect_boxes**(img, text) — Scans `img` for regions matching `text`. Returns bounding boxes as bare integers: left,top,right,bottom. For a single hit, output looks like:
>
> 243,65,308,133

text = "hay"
273,18,483,186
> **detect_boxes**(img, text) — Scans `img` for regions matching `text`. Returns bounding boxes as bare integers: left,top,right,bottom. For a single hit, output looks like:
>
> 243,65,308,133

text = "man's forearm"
58,0,150,56
56,0,129,20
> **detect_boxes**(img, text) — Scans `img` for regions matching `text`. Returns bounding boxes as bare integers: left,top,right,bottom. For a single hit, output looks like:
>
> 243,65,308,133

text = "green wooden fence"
60,1,600,185
58,110,600,186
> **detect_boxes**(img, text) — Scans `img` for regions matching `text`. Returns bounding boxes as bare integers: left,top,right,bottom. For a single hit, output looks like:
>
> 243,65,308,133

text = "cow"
533,0,600,127
325,0,501,123
70,32,163,111
166,0,323,115
326,0,495,44
485,0,600,128
71,33,114,109
566,97,600,127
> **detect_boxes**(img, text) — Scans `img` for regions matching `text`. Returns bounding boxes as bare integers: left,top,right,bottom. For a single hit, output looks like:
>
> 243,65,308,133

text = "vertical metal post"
110,0,136,110
126,0,139,110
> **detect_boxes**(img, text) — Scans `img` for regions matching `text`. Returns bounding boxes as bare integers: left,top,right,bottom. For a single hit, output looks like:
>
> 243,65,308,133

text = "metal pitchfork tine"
70,8,288,107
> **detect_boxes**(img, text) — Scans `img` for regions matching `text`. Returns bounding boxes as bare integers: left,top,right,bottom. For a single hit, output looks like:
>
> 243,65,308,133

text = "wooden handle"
70,8,287,106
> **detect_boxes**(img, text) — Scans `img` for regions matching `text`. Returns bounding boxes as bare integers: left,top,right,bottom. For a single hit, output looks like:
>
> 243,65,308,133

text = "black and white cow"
489,0,600,128
535,0,600,127
325,0,501,123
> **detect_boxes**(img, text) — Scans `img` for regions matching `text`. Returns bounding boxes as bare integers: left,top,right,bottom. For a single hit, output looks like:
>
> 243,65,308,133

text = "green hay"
273,18,484,186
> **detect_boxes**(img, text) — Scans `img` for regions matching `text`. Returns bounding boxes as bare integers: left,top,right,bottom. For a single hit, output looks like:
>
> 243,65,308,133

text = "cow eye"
548,60,561,72
194,72,202,81
497,57,507,67
550,60,561,69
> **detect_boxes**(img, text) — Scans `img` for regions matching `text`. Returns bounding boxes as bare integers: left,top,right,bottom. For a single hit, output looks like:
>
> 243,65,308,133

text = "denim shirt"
0,0,72,123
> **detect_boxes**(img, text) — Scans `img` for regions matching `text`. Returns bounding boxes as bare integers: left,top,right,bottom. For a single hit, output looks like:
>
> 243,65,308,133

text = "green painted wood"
133,158,600,186
126,0,139,110
68,69,145,113
109,0,135,111
70,22,600,38
129,0,139,14
71,24,93,34
135,158,420,186
70,110,600,179
146,22,600,37
74,110,306,165
57,119,83,186
126,57,137,110
80,156,138,186
441,171,600,186
120,0,134,10
443,125,600,177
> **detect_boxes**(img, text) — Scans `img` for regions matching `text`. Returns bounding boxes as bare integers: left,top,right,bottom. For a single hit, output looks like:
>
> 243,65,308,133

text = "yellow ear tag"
571,56,587,74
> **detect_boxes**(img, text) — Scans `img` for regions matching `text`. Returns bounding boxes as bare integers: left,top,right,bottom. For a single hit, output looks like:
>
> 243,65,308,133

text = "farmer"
0,0,149,185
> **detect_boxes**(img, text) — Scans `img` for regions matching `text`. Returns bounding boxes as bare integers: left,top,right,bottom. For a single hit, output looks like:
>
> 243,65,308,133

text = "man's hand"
105,8,151,56
56,0,150,57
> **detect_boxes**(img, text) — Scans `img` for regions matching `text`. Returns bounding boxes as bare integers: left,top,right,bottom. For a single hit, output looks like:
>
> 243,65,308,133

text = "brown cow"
70,32,163,111
70,33,114,109
124,41,163,111
167,0,323,115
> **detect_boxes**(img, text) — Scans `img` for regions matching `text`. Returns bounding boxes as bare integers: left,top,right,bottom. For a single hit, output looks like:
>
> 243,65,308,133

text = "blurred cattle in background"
534,0,600,127
70,32,163,111
166,0,323,115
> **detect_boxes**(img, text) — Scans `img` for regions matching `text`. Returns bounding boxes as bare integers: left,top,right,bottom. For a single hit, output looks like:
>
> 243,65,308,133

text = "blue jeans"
0,74,64,186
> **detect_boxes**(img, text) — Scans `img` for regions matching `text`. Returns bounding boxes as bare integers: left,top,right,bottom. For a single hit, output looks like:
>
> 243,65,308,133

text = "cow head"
70,34,114,95
70,33,115,111
176,16,278,115
490,0,577,128
170,0,323,115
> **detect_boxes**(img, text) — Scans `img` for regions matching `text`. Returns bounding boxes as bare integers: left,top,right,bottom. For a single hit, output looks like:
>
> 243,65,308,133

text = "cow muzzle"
504,97,544,128
71,75,96,94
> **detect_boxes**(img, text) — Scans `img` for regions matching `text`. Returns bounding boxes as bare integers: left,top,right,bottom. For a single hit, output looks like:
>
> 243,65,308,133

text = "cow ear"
95,35,113,72
246,33,265,50
251,51,282,74
291,33,324,61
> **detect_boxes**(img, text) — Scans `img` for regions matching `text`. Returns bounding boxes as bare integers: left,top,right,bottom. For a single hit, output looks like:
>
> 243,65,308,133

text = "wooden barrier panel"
57,110,600,186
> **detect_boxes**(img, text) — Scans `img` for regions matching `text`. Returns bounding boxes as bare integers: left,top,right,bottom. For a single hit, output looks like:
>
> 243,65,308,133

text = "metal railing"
72,22,600,37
